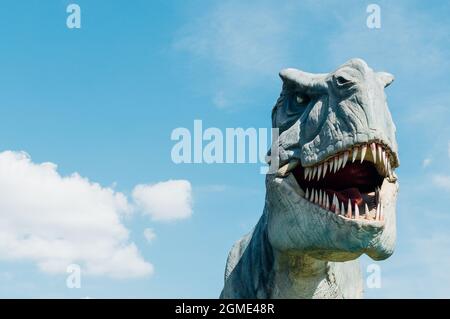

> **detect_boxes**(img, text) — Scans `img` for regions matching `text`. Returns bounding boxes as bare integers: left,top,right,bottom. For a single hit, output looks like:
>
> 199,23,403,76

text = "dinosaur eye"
336,75,352,86
296,94,310,105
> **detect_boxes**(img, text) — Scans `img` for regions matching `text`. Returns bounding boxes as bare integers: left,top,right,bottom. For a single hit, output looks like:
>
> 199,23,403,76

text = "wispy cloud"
173,0,308,108
363,231,450,298
174,1,296,78
448,141,450,159
212,91,228,109
143,228,157,243
404,97,450,129
195,184,229,193
432,175,450,193
422,158,432,168
327,1,450,76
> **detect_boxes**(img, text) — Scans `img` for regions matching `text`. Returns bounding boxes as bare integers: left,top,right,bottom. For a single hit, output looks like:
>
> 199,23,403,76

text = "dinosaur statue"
220,58,399,299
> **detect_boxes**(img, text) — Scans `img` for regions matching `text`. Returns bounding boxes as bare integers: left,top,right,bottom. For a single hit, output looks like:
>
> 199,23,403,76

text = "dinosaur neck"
270,250,363,299
220,207,364,299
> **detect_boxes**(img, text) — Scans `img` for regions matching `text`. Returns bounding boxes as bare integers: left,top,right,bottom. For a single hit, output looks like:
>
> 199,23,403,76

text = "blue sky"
0,0,449,298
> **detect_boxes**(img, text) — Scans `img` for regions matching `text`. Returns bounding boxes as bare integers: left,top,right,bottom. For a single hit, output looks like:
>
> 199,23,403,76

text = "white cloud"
432,175,450,193
132,180,193,221
143,228,156,243
0,151,153,278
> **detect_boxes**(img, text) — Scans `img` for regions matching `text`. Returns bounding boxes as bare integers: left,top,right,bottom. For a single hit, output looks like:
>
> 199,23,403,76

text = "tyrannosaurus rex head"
266,58,399,261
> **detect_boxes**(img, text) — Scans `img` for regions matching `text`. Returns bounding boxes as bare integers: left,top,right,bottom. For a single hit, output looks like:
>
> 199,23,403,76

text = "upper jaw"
301,135,399,171
278,140,398,182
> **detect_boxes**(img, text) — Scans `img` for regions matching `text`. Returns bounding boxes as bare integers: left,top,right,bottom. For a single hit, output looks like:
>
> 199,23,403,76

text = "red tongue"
325,188,364,207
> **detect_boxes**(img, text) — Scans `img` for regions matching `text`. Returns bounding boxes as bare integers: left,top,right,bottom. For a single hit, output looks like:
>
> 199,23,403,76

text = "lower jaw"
301,186,384,221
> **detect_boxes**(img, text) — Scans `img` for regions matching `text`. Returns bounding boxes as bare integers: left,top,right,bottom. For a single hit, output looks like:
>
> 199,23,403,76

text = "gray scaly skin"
220,59,399,299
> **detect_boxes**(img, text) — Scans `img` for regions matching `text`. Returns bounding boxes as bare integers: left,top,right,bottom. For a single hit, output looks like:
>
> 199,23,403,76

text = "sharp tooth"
317,164,322,181
382,151,387,172
332,194,338,213
378,202,381,220
325,194,330,210
336,155,343,172
342,151,349,169
305,188,310,199
375,203,380,220
333,156,339,173
311,166,317,181
277,163,289,176
340,202,345,216
352,147,358,162
370,143,377,163
277,160,298,177
388,161,394,178
335,199,341,215
304,167,309,179
328,160,334,174
319,190,323,206
360,145,367,163
346,199,352,218
365,203,370,219
309,188,315,202
321,191,327,207
354,203,359,219
322,162,328,179
378,145,383,163
314,189,319,204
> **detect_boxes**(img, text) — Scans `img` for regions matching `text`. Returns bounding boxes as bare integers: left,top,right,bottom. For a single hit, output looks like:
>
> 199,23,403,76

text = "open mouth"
279,142,396,221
